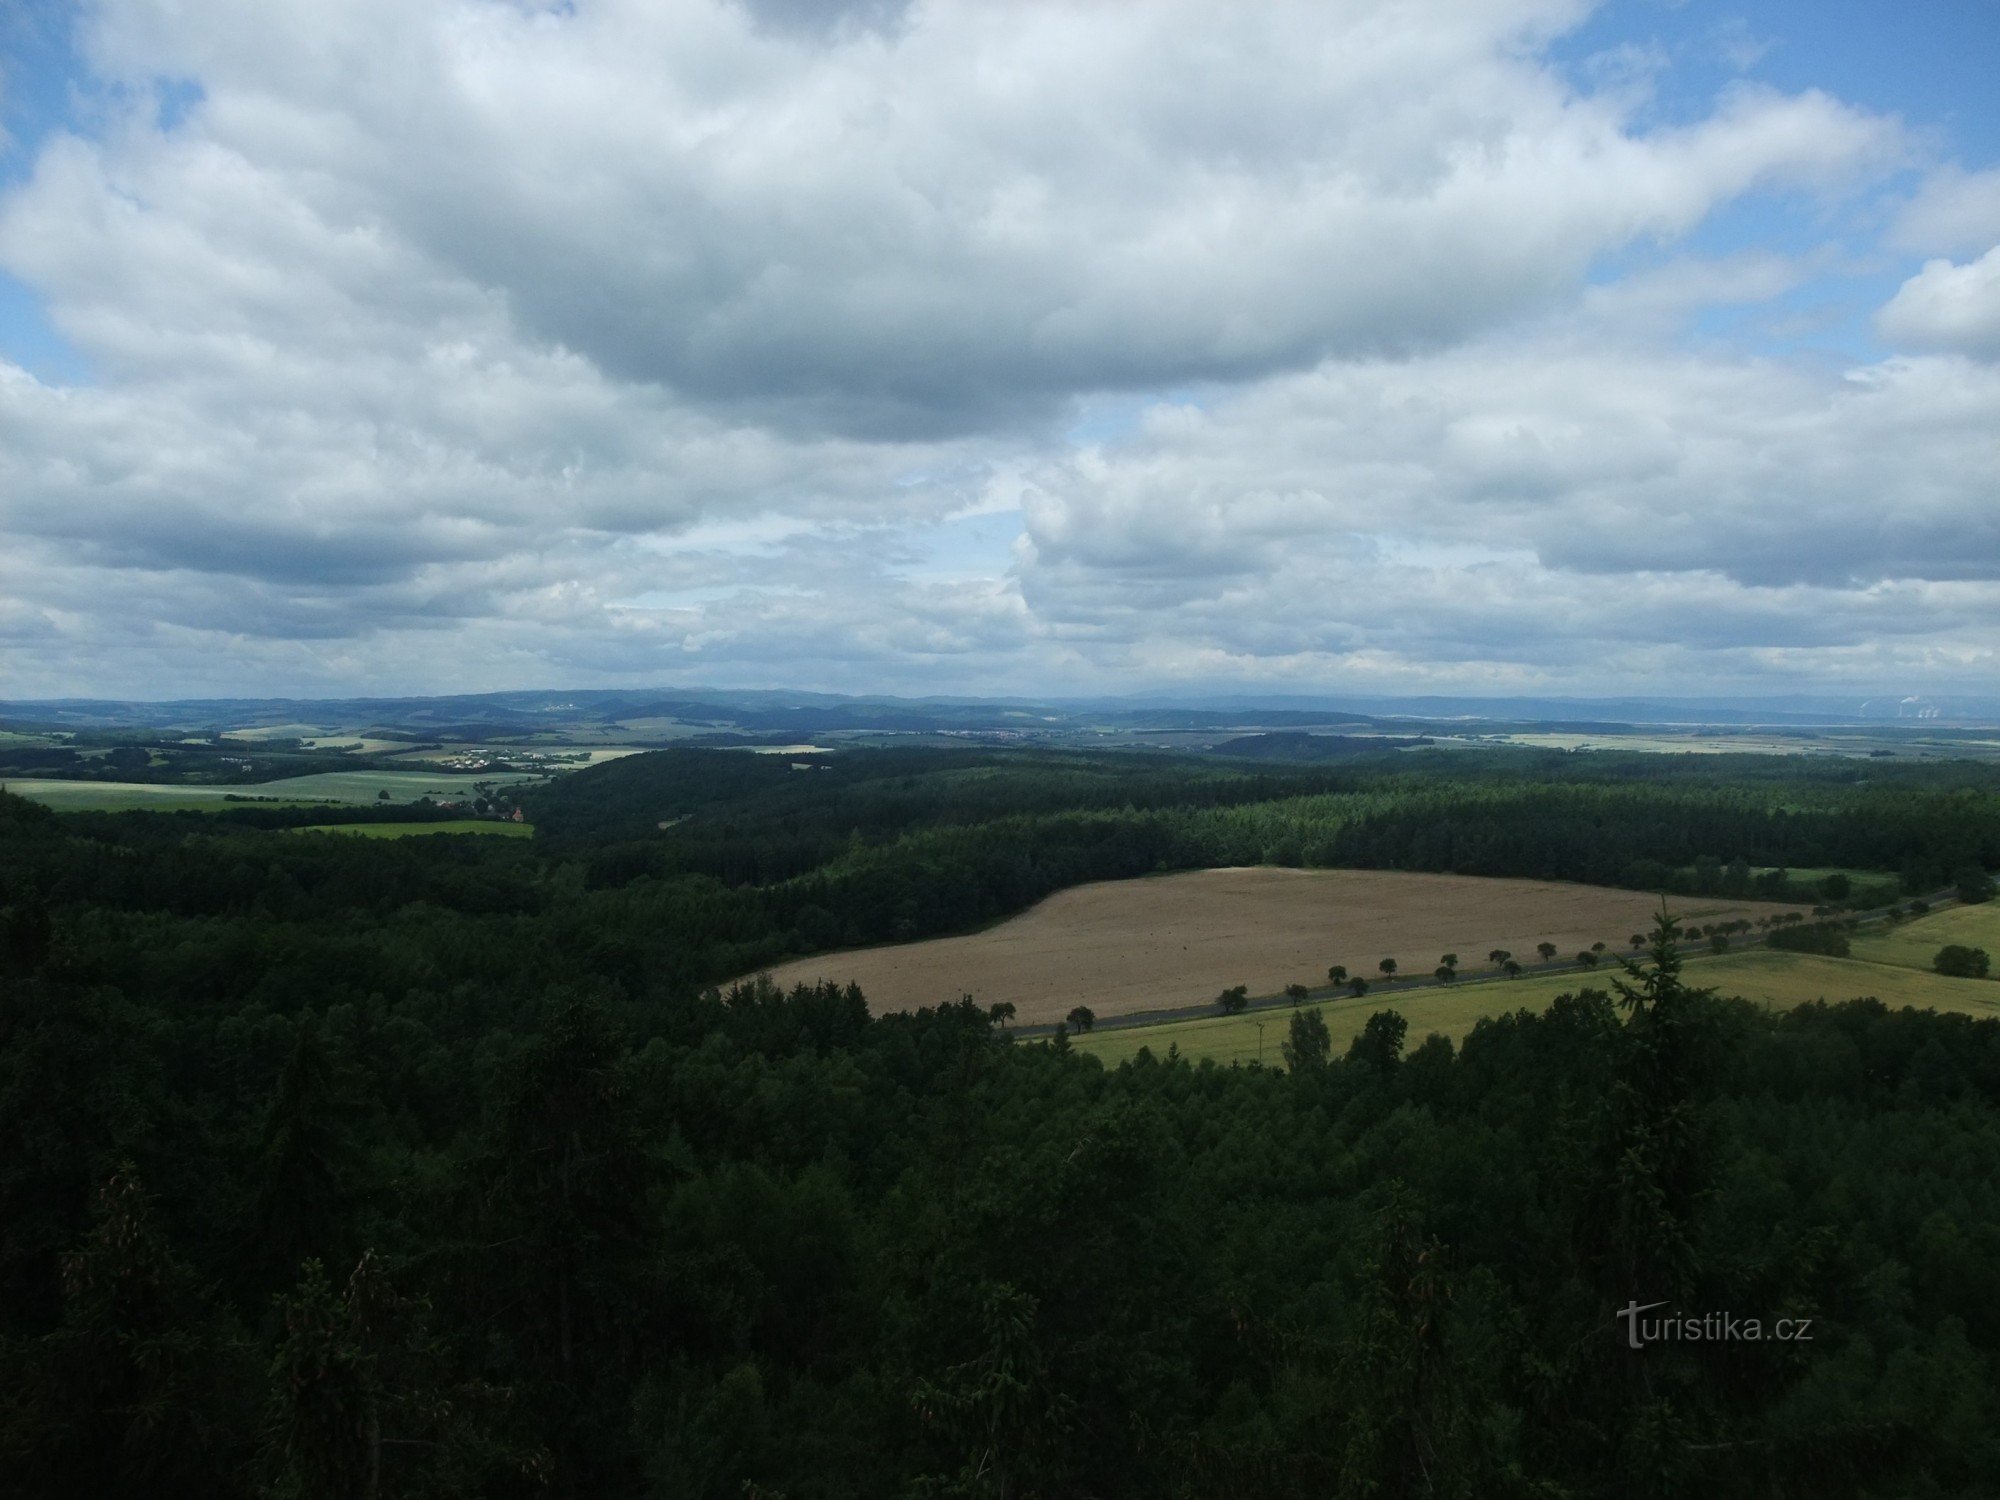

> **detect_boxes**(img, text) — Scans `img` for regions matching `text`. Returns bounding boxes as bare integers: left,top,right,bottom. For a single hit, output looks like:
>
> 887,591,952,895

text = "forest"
3,744,2000,1496
522,746,2000,961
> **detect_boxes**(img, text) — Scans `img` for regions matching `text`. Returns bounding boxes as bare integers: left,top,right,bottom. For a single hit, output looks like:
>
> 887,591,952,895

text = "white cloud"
1877,246,2000,360
0,0,1984,699
1005,339,2000,683
1020,344,2000,587
1892,166,2000,256
13,0,1901,431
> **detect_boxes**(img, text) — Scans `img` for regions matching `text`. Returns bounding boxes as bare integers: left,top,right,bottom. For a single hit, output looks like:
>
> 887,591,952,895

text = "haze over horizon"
3,0,1996,702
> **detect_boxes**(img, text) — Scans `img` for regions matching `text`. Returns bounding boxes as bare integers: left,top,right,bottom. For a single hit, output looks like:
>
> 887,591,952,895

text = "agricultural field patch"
220,724,353,741
387,744,643,769
4,767,542,810
0,779,335,811
1851,903,2000,973
235,769,544,804
289,819,532,839
1689,949,2000,1013
1069,983,1521,1069
756,867,1798,1027
1073,944,2000,1068
295,736,406,753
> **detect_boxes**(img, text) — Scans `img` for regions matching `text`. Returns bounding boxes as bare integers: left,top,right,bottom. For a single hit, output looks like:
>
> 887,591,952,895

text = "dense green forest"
4,749,2000,1496
525,746,2000,959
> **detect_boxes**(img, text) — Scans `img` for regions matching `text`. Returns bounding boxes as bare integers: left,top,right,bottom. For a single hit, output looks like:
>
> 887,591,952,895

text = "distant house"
510,807,526,822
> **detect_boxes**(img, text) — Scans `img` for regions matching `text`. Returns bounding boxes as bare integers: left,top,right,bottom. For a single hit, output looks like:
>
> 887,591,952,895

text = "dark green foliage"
1767,921,1852,957
268,1259,380,1500
508,745,2000,971
0,1164,252,1494
1216,985,1249,1014
1346,1009,1409,1071
6,763,2000,1497
254,1021,361,1291
1935,944,1991,979
1282,1008,1332,1072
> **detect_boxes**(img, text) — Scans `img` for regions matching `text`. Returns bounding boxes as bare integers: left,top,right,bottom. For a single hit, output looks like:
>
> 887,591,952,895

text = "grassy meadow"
289,819,533,839
1851,901,2000,970
1072,913,2000,1067
0,780,333,812
3,767,542,811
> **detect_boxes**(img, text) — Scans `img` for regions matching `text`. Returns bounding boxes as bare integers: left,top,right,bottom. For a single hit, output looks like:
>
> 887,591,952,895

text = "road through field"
754,867,1799,1026
1070,942,1999,1068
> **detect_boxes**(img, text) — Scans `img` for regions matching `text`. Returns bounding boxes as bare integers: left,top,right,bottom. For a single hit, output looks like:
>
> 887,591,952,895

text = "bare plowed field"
753,868,1799,1025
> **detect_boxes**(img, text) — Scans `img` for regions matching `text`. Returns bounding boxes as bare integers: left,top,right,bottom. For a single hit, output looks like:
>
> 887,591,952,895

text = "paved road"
1013,889,1958,1040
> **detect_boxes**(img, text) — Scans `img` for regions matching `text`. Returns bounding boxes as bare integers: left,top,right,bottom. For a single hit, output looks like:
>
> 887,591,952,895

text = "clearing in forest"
755,866,1798,1026
288,819,532,839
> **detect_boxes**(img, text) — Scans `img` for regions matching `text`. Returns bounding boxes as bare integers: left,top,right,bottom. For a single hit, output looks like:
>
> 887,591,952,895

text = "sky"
1,0,1996,703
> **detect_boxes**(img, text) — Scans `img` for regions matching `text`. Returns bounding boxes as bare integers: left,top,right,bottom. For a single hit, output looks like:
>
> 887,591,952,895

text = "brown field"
753,868,1800,1025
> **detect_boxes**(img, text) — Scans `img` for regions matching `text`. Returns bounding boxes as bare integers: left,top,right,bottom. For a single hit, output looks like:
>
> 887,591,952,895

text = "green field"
290,819,533,839
1851,902,2000,972
1071,937,2000,1068
3,768,543,811
1747,866,1884,888
0,779,335,811
260,769,543,803
1068,982,1527,1068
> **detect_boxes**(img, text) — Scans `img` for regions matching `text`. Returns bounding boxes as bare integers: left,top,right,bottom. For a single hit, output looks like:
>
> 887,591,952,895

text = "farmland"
1068,975,1533,1068
1851,901,2000,971
288,818,533,839
1,767,544,811
756,866,1798,1026
1072,905,2000,1068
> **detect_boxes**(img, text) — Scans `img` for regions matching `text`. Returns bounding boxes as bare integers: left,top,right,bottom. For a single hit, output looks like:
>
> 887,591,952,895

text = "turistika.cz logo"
1617,1300,1814,1350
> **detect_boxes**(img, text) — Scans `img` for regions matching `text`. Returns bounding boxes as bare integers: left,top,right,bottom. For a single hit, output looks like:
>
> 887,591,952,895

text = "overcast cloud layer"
1,0,1996,700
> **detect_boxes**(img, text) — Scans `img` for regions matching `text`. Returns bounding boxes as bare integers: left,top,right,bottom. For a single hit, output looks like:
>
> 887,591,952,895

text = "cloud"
1005,339,2000,683
1891,166,2000,256
19,0,1901,435
1019,343,2000,588
1877,246,2000,360
0,0,1985,699
730,0,913,44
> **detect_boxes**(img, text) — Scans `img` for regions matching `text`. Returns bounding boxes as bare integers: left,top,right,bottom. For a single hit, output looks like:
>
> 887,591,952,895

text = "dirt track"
752,867,1799,1025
